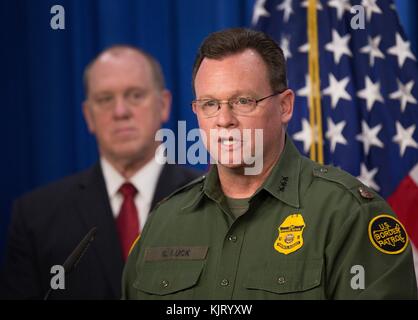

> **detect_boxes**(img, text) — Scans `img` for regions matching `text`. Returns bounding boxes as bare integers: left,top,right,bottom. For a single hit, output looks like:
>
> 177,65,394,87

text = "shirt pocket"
133,260,205,299
243,258,323,299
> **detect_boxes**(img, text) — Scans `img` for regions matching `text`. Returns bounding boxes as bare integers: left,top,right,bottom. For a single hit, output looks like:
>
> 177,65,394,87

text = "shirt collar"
100,148,165,203
203,165,223,203
202,133,301,208
101,157,125,199
261,134,301,208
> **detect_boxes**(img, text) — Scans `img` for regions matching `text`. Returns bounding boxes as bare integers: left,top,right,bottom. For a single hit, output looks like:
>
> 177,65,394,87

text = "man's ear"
280,89,295,125
159,89,172,123
82,101,95,134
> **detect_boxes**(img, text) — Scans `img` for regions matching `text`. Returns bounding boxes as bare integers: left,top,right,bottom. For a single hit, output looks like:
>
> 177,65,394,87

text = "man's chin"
216,161,246,171
107,146,146,163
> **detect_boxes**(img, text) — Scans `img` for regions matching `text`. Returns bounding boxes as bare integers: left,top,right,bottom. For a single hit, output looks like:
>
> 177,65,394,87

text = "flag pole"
307,0,324,164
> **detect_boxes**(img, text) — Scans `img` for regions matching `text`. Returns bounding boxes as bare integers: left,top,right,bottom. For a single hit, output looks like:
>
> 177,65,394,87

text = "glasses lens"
197,100,218,116
232,97,256,114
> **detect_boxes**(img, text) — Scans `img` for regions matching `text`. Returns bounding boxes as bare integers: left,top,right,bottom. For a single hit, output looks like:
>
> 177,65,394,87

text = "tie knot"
119,182,137,198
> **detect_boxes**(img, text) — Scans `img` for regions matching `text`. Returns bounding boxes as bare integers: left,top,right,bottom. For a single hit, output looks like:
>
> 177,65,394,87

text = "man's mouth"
113,127,137,138
218,137,241,147
115,127,136,133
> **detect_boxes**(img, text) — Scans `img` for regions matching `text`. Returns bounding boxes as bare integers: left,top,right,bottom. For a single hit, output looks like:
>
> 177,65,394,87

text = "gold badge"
274,214,306,255
368,214,409,254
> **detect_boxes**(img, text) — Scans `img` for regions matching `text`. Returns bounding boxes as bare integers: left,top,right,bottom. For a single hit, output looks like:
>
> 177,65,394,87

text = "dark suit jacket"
0,163,202,299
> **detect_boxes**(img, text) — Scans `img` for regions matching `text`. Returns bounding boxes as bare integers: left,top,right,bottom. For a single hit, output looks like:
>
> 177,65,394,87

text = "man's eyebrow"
196,96,216,100
197,91,258,100
125,86,147,92
91,90,113,97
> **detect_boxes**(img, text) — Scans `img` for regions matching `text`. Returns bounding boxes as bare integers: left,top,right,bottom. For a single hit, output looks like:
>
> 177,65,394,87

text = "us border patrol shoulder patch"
368,214,409,254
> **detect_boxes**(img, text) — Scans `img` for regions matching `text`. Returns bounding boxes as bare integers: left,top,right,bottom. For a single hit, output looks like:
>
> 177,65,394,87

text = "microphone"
43,227,97,300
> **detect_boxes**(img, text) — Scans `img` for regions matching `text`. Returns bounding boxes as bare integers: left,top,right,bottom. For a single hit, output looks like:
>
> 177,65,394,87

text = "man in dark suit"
0,45,202,299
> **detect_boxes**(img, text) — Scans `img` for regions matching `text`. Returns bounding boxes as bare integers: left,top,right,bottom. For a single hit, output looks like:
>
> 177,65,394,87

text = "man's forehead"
201,49,263,66
197,50,268,82
87,51,153,85
86,52,154,94
195,49,269,93
94,49,147,68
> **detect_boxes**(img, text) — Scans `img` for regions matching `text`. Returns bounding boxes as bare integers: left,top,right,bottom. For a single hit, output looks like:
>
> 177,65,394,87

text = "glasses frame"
191,90,286,117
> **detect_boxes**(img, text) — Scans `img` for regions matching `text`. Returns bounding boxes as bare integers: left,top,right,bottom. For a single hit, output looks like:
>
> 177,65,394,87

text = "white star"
252,0,270,25
328,0,351,20
322,74,351,109
297,74,311,98
359,35,385,67
357,163,380,191
387,33,416,68
293,118,316,154
276,0,293,23
326,118,347,153
325,29,352,64
392,121,418,157
361,0,382,22
301,0,322,10
389,79,417,113
356,121,384,155
298,42,309,53
357,76,384,112
280,35,292,60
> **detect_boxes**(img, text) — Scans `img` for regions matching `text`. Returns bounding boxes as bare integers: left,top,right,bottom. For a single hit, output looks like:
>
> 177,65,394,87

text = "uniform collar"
260,134,301,208
202,133,301,208
203,165,223,203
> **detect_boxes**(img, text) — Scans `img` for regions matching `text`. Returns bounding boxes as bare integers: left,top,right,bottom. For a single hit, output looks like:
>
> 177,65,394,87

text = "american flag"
252,0,418,272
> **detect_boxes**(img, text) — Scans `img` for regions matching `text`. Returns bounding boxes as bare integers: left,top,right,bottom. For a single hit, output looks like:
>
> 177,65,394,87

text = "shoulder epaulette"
312,165,379,203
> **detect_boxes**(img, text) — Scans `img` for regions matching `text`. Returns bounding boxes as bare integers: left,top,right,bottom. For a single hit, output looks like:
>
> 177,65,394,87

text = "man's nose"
113,97,131,118
216,102,238,128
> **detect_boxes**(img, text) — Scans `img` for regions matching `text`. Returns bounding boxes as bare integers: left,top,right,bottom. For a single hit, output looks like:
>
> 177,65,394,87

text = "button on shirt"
101,153,164,232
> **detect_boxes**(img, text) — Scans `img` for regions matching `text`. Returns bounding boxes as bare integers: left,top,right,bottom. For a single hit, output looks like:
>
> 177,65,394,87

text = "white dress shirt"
100,151,165,232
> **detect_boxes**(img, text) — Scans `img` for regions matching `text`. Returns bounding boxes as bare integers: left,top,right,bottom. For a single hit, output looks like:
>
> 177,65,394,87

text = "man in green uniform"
122,28,417,299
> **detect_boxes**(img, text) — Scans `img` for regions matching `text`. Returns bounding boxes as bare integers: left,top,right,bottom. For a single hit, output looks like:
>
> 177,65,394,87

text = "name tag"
144,246,209,261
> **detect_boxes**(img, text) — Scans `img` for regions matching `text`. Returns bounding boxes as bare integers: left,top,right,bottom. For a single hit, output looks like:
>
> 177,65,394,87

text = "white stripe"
410,163,418,185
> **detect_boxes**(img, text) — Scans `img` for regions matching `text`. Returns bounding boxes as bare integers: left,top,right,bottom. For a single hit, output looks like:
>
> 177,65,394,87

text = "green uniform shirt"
122,136,417,299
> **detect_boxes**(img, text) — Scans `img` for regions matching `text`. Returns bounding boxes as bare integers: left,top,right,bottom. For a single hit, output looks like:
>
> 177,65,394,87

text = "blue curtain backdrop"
0,0,416,261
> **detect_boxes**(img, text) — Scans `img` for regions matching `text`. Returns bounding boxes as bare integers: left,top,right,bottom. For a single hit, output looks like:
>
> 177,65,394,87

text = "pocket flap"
244,258,323,294
133,260,205,295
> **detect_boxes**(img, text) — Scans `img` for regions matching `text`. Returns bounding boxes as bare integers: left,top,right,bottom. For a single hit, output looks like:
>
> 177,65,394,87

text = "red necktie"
116,183,139,261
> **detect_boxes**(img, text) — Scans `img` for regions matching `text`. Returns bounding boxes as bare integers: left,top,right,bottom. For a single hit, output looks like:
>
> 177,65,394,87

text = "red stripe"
388,176,418,247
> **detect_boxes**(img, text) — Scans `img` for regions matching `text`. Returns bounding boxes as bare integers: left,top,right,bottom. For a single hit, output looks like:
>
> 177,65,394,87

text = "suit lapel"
75,164,124,298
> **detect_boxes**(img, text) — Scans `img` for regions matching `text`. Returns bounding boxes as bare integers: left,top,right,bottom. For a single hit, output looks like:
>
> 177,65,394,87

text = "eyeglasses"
191,91,284,117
